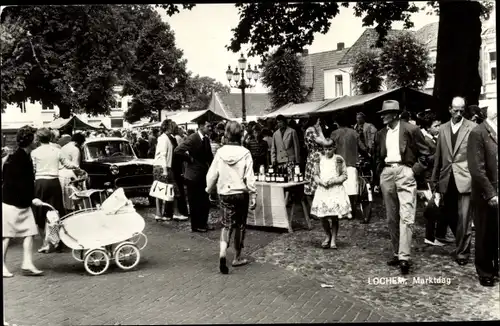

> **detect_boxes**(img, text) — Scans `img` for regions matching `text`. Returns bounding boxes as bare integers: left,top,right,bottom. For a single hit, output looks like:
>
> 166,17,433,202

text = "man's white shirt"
450,118,464,134
385,121,402,163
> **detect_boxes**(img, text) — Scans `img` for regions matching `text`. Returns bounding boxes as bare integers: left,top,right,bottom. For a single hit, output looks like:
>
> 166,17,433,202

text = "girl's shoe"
154,215,163,222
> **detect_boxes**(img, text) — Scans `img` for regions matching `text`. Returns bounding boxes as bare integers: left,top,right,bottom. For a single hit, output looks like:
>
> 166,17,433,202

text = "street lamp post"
226,53,259,122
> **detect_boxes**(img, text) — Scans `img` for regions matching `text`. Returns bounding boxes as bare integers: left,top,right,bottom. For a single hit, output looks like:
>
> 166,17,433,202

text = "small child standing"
310,142,351,249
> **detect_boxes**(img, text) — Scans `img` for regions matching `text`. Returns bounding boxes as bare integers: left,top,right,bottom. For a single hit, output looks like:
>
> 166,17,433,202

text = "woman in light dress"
310,141,351,249
303,117,333,212
3,126,46,278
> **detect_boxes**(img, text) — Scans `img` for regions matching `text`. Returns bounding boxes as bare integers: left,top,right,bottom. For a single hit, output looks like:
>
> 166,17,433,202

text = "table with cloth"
247,181,311,232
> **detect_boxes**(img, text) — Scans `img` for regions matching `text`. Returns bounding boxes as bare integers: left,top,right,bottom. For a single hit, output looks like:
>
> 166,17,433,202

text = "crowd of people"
2,97,498,288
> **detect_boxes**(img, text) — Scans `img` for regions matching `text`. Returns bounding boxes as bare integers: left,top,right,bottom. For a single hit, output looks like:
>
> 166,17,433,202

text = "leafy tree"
222,1,493,117
352,49,384,95
227,2,421,57
261,48,309,110
122,7,189,123
1,5,190,121
379,32,432,90
0,5,141,118
184,75,230,112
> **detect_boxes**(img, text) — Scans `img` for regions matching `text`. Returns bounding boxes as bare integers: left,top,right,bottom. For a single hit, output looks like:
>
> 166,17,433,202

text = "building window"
19,102,26,113
335,75,343,97
112,99,122,109
489,51,496,62
491,67,497,81
127,100,133,110
110,118,124,128
42,103,54,111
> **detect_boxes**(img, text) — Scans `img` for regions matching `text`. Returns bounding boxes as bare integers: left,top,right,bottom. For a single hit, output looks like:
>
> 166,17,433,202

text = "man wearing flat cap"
373,100,430,275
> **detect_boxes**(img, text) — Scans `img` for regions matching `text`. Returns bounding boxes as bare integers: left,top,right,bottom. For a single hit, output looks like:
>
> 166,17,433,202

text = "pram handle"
41,202,57,211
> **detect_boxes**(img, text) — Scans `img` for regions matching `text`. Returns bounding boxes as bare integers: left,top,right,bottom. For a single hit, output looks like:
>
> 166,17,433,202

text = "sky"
157,3,440,94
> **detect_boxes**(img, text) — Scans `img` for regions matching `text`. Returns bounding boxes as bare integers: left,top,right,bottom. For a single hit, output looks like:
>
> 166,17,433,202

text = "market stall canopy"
88,121,108,130
265,99,338,118
45,116,100,131
147,109,228,128
316,87,435,114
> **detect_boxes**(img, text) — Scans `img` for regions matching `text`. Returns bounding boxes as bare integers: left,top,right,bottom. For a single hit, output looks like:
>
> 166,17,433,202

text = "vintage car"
81,137,155,204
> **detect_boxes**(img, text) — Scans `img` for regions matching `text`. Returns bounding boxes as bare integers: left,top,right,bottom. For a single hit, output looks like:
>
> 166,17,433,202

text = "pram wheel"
72,249,85,262
84,248,110,276
130,232,148,250
114,243,140,271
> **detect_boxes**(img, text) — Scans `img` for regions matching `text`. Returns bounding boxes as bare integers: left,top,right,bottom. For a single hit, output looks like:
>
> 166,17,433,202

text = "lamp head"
238,53,247,70
225,65,233,81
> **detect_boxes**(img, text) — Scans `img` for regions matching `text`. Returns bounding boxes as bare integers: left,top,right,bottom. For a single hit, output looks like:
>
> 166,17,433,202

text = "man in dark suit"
374,100,430,275
432,96,477,266
271,115,301,167
174,120,214,232
330,114,368,221
416,111,450,246
467,105,498,287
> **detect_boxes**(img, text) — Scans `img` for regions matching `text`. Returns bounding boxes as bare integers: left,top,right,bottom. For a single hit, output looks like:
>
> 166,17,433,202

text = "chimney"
302,49,309,56
337,42,345,51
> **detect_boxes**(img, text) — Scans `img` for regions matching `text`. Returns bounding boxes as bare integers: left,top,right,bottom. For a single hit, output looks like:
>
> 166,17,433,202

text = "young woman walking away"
3,126,45,277
310,142,351,249
205,121,257,274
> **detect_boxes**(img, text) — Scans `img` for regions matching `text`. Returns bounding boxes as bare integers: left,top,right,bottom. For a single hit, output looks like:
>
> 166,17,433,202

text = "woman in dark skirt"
30,128,81,253
3,125,45,278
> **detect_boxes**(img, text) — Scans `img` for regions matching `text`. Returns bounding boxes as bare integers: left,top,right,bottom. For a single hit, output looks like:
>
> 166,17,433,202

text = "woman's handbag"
149,180,175,202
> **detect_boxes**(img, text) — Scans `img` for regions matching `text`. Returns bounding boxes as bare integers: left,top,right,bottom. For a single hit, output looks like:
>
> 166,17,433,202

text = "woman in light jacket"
206,121,257,275
153,119,176,222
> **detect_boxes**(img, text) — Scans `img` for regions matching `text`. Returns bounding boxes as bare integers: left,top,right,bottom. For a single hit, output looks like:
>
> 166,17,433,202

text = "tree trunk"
433,1,482,121
59,104,71,119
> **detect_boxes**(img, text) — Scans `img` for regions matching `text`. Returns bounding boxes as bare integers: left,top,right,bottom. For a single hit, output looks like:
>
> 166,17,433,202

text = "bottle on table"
259,165,265,182
269,166,275,182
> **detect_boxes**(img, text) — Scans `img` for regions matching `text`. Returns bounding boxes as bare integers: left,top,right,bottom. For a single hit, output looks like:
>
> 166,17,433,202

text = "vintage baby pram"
42,187,148,276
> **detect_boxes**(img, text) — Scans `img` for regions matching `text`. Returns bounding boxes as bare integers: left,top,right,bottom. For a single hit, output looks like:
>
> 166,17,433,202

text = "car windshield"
85,141,136,160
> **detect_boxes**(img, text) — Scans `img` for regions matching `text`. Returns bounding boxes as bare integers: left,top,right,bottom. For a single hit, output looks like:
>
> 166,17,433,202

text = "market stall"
136,109,228,129
265,87,437,127
265,99,338,118
45,116,100,133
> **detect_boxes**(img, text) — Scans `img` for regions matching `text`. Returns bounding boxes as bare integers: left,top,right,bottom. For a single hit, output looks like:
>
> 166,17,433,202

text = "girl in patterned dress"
303,117,333,212
310,141,351,249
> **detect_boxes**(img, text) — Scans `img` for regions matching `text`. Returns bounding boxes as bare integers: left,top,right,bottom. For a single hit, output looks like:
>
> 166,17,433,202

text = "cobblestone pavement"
3,200,407,325
249,197,500,322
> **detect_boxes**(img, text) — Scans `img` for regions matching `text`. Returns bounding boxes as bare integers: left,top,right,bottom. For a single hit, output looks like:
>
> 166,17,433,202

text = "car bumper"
118,186,151,198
